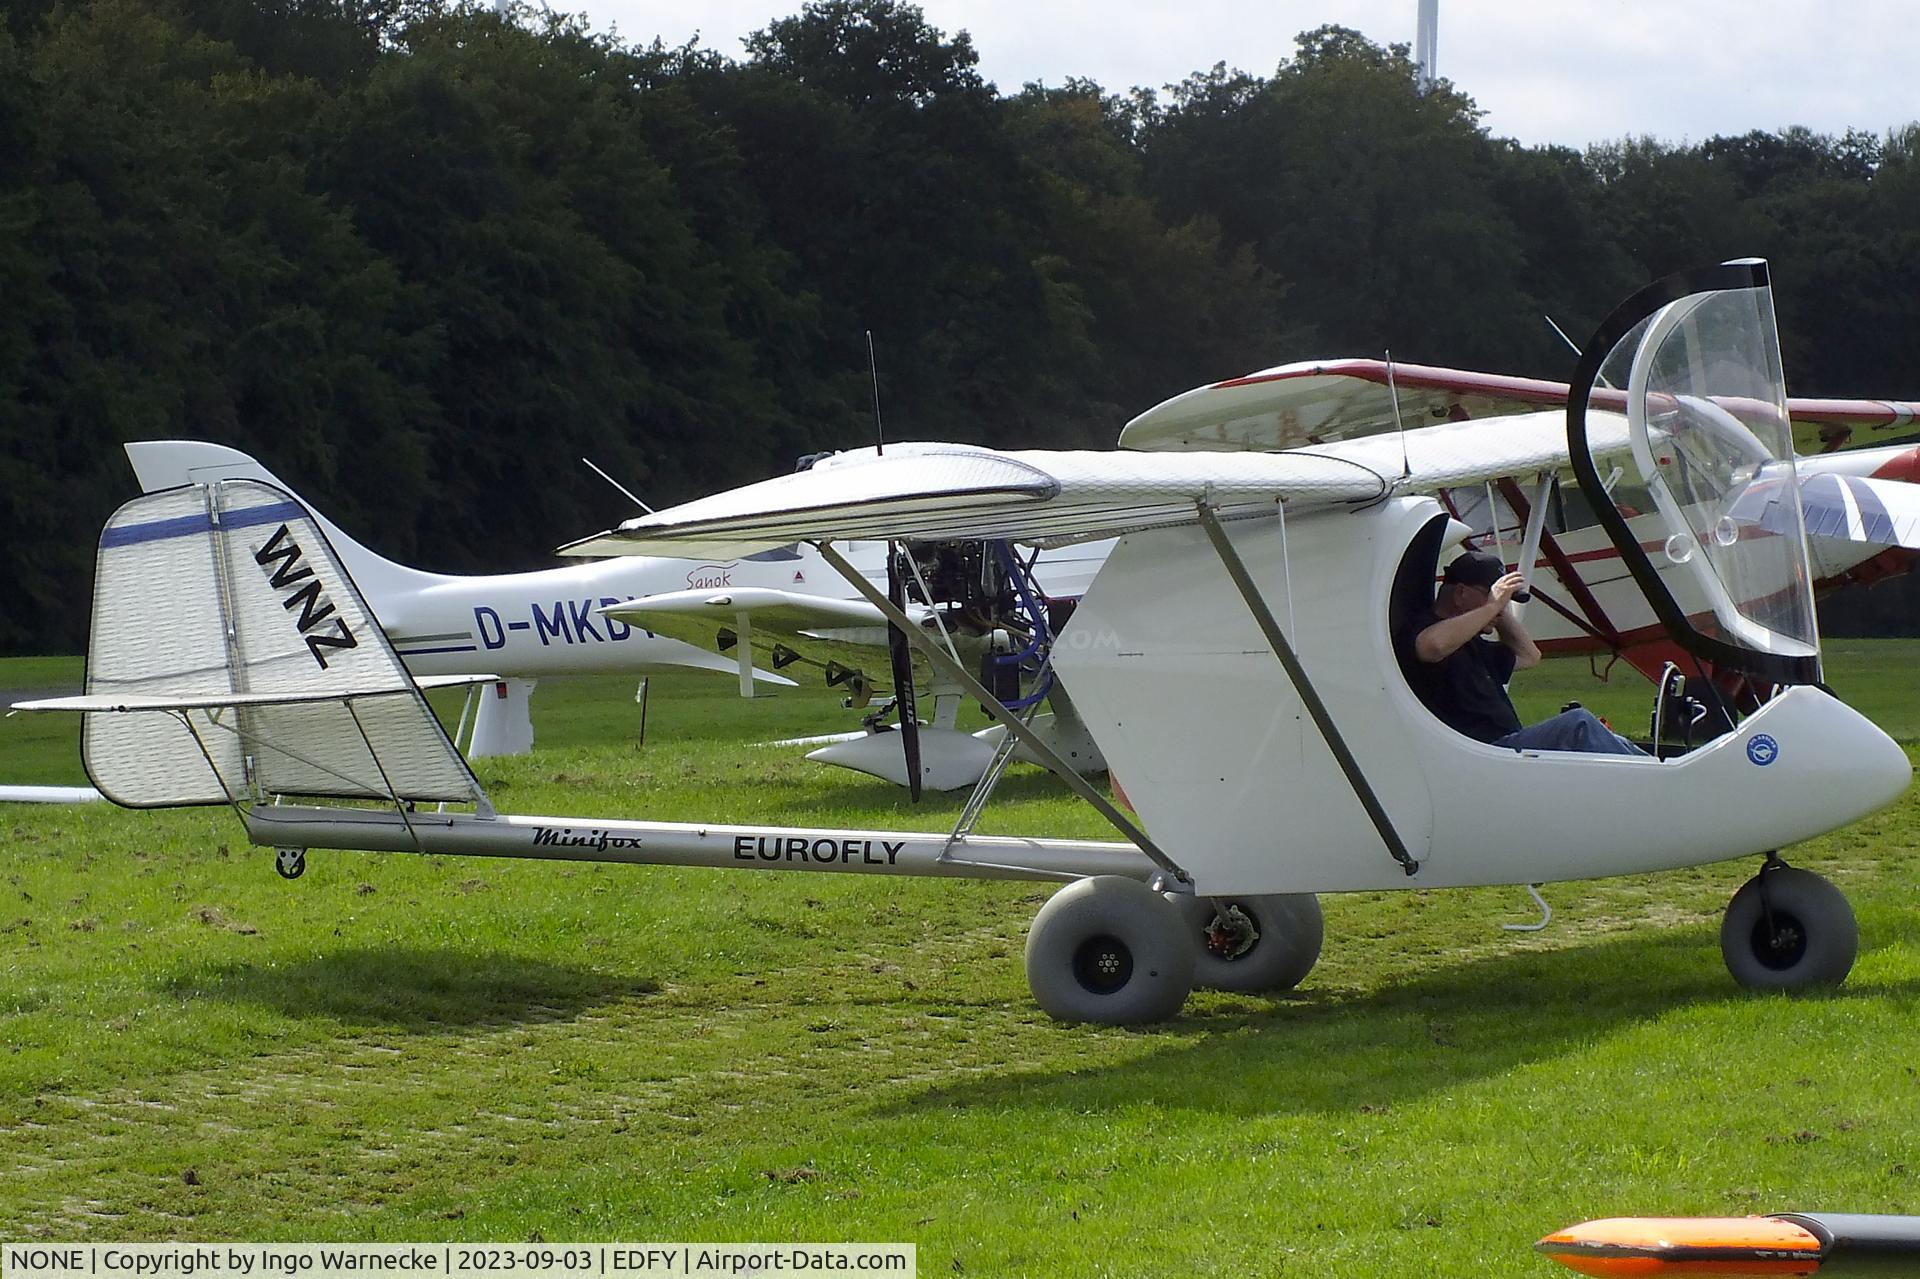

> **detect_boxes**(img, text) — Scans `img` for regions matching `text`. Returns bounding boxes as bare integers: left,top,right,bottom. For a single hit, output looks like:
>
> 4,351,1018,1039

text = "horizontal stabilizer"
14,673,495,714
1796,472,1920,548
1732,471,1920,550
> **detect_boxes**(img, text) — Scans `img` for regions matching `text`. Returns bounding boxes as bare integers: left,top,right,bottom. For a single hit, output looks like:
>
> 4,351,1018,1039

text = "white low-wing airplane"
18,260,1914,1024
121,443,1110,774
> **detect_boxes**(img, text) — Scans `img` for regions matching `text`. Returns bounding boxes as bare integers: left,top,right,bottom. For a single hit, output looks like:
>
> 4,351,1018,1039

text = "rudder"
82,480,483,809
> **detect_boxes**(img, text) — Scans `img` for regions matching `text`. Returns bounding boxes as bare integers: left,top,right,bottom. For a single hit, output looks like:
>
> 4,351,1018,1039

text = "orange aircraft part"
1537,1217,1825,1277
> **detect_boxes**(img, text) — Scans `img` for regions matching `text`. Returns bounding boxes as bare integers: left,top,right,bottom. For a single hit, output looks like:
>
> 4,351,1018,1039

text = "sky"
566,0,1919,149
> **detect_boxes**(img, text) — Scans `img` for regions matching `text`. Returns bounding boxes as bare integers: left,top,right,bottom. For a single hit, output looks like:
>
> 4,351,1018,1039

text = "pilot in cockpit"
1400,551,1645,756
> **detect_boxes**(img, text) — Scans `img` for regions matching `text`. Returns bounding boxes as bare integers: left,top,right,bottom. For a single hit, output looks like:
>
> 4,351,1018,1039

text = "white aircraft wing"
560,445,1390,559
602,588,894,635
1302,409,1631,490
601,588,935,697
1121,358,1920,455
1119,359,1570,452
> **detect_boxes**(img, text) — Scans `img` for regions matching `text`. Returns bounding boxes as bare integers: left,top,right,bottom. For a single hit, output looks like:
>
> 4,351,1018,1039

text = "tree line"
3,0,1917,652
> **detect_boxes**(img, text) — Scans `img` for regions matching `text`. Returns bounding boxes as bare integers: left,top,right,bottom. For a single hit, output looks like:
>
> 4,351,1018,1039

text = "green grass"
3,650,1919,1273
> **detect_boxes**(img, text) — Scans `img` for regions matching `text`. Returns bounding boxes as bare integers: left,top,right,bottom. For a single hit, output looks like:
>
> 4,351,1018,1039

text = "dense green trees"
1,0,1916,650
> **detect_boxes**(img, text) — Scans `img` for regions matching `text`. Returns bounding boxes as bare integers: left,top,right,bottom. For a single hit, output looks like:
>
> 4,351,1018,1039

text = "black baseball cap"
1443,551,1506,589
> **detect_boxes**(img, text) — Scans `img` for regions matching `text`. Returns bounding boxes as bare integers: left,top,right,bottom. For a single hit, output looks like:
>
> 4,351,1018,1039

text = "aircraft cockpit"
1394,261,1829,761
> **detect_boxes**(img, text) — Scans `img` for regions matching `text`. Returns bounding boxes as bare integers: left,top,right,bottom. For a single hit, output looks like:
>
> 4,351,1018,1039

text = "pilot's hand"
1490,572,1526,610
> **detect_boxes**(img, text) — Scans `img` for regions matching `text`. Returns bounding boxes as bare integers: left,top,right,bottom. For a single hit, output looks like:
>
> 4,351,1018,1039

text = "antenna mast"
1385,351,1411,481
866,330,885,456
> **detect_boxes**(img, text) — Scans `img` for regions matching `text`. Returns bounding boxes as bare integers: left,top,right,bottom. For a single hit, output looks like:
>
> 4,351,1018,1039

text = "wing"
560,444,1389,559
1119,359,1572,452
1120,358,1920,455
605,587,894,636
601,587,920,696
1304,409,1629,490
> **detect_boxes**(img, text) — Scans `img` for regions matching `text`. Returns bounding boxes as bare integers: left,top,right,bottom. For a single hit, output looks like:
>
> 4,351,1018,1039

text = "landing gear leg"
275,847,307,881
1720,856,1856,990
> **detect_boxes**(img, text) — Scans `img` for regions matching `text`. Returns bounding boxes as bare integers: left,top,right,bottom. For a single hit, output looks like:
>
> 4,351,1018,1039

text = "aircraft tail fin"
123,441,451,603
64,479,484,810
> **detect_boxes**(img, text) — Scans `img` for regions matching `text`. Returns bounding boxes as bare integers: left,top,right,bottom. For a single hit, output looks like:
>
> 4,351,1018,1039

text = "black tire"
1721,866,1856,991
1171,893,1324,992
1024,876,1194,1024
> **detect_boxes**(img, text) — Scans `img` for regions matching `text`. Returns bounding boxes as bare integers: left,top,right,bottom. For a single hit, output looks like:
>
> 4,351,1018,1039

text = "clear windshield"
1589,279,1818,659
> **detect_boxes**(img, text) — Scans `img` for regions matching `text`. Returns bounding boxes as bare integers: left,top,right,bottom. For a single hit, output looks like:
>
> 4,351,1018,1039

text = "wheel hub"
1203,904,1260,962
1751,910,1808,971
1071,933,1134,995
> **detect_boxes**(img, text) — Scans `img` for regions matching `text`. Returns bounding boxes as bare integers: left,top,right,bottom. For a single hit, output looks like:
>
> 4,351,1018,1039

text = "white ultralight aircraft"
16,260,1915,1024
122,442,1110,780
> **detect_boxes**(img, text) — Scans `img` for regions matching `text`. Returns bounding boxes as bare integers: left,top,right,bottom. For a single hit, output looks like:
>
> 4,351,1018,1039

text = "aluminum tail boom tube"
241,804,1157,883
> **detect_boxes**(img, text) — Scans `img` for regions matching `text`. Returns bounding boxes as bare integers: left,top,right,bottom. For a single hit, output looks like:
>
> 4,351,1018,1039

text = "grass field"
3,647,1919,1274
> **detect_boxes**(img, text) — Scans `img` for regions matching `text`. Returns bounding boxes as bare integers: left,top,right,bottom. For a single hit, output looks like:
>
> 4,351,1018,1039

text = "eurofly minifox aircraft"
19,260,1914,1025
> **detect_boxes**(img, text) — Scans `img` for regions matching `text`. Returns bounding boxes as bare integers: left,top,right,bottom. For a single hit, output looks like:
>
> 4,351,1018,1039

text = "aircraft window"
1387,515,1455,722
741,544,804,562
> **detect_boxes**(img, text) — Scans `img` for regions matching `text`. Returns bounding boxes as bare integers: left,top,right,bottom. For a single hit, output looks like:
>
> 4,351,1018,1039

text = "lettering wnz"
254,524,358,669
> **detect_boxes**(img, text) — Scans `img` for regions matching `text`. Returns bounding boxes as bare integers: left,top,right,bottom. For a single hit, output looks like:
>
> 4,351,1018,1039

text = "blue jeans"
1494,708,1646,756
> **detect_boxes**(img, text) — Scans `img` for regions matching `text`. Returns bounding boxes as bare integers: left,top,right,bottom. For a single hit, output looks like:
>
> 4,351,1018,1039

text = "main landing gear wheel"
1721,863,1856,991
1171,893,1324,993
1025,876,1195,1025
275,847,306,881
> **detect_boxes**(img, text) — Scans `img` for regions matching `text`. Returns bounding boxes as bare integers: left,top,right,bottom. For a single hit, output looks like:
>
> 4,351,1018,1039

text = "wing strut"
1494,477,1624,645
813,541,1190,885
1194,503,1420,877
884,543,924,802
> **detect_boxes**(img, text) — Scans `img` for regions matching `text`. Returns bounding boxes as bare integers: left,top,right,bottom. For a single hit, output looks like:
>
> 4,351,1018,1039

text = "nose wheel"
1721,861,1855,990
274,847,307,880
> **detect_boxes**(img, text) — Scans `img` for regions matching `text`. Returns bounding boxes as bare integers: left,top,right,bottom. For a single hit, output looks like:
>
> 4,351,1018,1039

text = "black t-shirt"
1397,607,1523,743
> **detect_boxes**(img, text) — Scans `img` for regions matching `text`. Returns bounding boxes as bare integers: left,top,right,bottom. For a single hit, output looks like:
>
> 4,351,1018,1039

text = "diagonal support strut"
1194,503,1420,877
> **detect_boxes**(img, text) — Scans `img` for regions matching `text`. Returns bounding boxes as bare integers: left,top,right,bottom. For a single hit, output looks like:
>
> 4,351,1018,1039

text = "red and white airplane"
1116,356,1920,685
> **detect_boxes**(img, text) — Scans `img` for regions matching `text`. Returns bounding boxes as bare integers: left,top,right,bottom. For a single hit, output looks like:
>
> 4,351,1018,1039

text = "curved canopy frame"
1567,260,1823,687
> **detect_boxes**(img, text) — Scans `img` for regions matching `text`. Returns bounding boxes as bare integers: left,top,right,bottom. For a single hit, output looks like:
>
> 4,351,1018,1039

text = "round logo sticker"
1746,734,1779,766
